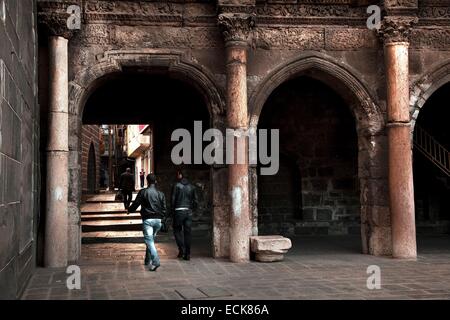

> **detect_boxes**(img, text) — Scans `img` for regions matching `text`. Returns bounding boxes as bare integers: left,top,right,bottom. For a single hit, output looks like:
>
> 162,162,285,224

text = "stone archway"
249,52,383,132
410,59,450,132
70,50,225,119
410,65,450,240
66,50,227,262
249,53,390,256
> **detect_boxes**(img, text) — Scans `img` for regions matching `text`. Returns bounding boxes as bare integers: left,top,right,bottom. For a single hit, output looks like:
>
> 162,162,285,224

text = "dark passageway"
413,82,450,238
80,72,213,252
257,76,360,247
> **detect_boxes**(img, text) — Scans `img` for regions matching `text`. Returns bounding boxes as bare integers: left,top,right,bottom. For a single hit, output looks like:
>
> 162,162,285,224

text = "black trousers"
122,190,133,209
173,210,192,256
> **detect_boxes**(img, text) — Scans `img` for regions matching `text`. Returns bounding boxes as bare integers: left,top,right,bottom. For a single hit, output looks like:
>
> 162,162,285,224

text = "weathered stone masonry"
36,0,450,264
0,0,39,298
258,77,360,236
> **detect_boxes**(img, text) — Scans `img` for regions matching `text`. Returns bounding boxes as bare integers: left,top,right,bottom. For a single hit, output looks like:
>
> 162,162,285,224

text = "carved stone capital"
218,13,256,45
39,12,76,39
38,0,81,39
378,16,418,44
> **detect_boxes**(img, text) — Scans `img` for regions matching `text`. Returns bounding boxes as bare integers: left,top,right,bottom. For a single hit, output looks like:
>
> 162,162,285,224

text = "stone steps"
81,193,143,244
82,231,144,244
82,231,172,244
84,199,122,203
81,192,138,203
81,213,141,221
81,202,128,212
82,219,143,233
81,210,128,215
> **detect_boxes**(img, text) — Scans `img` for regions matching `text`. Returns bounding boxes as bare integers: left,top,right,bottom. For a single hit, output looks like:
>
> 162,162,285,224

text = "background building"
126,124,154,189
97,124,129,191
81,125,101,194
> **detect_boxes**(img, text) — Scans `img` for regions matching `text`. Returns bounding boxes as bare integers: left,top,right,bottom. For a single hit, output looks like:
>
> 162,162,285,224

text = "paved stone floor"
22,235,450,300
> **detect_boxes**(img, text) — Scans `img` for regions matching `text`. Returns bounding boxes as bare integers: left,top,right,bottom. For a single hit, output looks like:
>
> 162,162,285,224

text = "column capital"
39,11,77,39
378,16,418,45
218,12,256,46
38,0,81,39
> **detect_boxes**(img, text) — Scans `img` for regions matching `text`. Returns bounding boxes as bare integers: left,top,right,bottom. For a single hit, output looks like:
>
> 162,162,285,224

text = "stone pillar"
45,35,70,267
218,13,255,262
39,11,77,266
380,16,417,259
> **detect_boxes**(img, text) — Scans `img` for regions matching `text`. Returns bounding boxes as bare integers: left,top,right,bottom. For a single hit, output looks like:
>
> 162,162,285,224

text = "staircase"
81,192,144,244
413,125,450,178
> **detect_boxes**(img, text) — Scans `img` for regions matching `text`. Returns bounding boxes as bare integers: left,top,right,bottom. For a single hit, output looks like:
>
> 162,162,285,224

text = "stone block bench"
250,235,292,262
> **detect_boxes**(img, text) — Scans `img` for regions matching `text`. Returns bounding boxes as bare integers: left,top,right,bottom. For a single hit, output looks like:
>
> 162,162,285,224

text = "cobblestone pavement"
22,236,450,300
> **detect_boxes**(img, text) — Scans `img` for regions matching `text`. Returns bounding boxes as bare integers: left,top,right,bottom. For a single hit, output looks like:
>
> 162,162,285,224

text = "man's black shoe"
183,255,190,261
177,251,184,259
144,259,150,266
149,264,160,272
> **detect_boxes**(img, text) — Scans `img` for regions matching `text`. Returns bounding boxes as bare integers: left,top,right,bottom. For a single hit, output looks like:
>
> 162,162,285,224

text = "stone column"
40,15,75,267
218,13,255,262
380,16,417,259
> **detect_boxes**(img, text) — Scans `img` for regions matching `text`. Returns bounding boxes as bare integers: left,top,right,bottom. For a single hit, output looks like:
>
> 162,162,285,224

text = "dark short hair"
147,173,157,185
177,169,184,178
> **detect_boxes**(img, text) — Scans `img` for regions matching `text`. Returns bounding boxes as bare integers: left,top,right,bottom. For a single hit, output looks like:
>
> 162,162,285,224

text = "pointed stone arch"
410,59,450,132
69,49,225,122
248,52,391,256
249,52,383,134
66,49,226,262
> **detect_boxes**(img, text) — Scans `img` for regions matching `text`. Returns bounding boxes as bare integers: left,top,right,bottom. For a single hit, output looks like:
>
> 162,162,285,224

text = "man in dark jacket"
139,170,145,188
128,174,166,271
119,168,135,210
172,170,198,261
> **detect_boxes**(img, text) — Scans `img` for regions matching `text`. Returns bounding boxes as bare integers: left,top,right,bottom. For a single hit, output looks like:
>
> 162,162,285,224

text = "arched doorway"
87,143,97,194
257,76,360,250
65,52,226,262
249,54,386,255
413,81,450,244
79,71,214,256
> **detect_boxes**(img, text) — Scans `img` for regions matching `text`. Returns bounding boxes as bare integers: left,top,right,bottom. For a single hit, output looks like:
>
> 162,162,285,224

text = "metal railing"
413,125,450,177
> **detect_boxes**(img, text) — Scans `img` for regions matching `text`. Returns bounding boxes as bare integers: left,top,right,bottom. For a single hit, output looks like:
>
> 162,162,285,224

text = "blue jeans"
143,219,162,266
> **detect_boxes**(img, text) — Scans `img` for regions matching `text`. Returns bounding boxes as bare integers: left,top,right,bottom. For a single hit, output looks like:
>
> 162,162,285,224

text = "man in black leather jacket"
171,170,198,261
128,174,166,271
118,168,135,210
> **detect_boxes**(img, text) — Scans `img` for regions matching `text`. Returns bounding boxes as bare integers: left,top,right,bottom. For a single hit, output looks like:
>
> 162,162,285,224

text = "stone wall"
0,0,39,299
81,125,101,194
258,77,360,236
